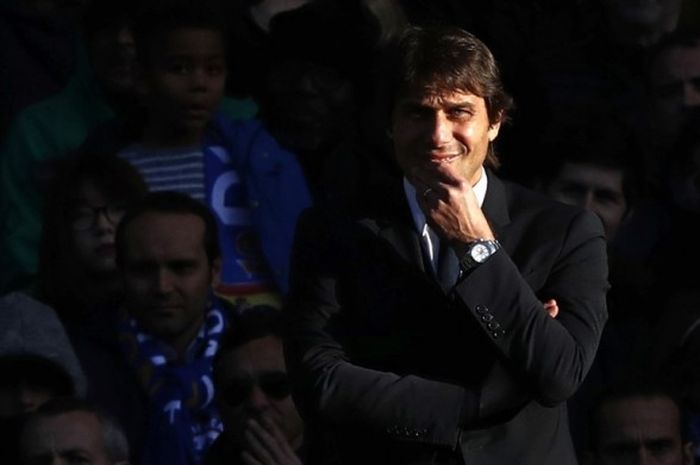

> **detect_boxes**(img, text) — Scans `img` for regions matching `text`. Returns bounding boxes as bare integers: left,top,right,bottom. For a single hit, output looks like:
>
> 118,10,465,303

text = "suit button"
487,321,501,330
475,305,488,315
492,331,501,339
480,314,494,322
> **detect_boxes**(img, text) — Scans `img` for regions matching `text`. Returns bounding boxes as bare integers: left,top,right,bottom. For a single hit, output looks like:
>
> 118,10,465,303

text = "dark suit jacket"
284,171,609,465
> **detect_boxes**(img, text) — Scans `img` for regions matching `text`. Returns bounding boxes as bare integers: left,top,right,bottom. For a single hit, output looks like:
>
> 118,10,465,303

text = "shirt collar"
404,167,488,264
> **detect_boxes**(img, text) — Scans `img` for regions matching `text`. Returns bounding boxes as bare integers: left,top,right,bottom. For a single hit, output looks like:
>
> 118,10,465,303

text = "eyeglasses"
69,205,126,231
221,372,291,406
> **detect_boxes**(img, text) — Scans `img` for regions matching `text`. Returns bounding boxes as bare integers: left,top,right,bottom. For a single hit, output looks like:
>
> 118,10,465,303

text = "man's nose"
189,69,209,91
247,384,271,412
154,270,174,294
581,191,596,211
17,383,45,413
429,112,453,146
93,210,114,232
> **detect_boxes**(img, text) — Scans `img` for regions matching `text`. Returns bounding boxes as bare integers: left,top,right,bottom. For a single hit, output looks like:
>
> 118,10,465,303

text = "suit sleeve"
284,208,467,447
284,207,608,445
455,209,609,408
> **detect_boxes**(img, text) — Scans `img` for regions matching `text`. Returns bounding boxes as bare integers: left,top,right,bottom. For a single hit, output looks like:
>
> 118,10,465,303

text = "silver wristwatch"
459,239,500,273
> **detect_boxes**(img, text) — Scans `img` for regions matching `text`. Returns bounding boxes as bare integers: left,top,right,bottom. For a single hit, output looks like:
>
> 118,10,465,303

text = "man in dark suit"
283,24,609,465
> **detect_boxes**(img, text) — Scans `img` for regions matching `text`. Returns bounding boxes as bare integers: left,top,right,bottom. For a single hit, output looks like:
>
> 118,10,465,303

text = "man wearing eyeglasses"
206,305,304,465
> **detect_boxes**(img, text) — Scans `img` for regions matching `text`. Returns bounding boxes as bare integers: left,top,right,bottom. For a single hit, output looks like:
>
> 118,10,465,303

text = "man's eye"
449,108,471,119
171,262,196,274
647,440,673,455
595,191,623,205
207,63,225,76
167,62,191,74
65,452,92,465
70,207,93,220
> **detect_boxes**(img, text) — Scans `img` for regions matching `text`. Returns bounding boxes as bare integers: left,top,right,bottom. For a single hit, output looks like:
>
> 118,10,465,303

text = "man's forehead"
398,88,485,106
218,336,285,374
24,411,103,449
598,396,682,438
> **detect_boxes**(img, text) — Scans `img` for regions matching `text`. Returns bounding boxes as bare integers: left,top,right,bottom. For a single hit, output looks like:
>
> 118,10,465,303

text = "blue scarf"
118,302,228,465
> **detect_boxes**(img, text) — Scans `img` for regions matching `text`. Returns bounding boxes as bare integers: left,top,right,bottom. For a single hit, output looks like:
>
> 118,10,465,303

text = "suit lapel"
360,177,429,274
482,170,511,240
362,170,512,276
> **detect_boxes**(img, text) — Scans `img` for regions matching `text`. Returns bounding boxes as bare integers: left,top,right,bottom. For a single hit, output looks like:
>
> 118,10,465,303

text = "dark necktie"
427,227,460,292
437,239,460,292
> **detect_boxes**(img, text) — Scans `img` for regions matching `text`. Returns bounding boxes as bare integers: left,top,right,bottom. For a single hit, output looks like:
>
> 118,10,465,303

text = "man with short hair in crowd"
19,397,131,465
206,305,305,465
584,382,694,465
115,190,232,465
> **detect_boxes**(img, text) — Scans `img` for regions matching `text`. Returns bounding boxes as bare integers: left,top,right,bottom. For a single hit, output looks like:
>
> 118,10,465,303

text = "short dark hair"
537,104,644,212
21,397,130,463
213,305,284,383
132,0,228,67
379,24,513,169
115,191,221,267
588,380,691,450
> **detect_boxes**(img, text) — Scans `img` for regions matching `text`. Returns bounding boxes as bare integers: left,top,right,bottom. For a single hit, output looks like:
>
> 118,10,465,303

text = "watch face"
471,243,491,263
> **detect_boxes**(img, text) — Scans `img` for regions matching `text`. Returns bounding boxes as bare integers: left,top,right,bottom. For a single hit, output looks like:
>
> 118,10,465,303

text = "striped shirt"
118,144,206,201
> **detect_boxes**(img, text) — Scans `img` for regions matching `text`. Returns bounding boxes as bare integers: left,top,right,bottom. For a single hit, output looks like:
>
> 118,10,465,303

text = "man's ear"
682,440,694,465
488,111,503,142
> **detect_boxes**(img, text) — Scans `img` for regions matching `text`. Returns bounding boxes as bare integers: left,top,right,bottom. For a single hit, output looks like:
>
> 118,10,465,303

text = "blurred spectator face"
262,60,355,154
650,40,700,147
89,23,137,97
602,0,682,37
70,180,125,275
20,410,125,465
0,361,70,418
590,395,693,465
545,161,628,241
0,381,53,419
140,27,226,143
121,212,220,354
669,127,700,212
215,335,304,450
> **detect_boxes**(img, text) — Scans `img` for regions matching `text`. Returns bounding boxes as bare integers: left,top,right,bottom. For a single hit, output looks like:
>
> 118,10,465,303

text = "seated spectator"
34,151,148,462
37,151,148,319
206,305,304,465
646,30,700,181
0,292,86,417
583,381,694,465
534,105,662,456
86,0,311,309
0,291,87,464
115,191,236,465
253,0,406,201
0,0,88,133
600,0,684,50
0,0,139,294
19,397,130,465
